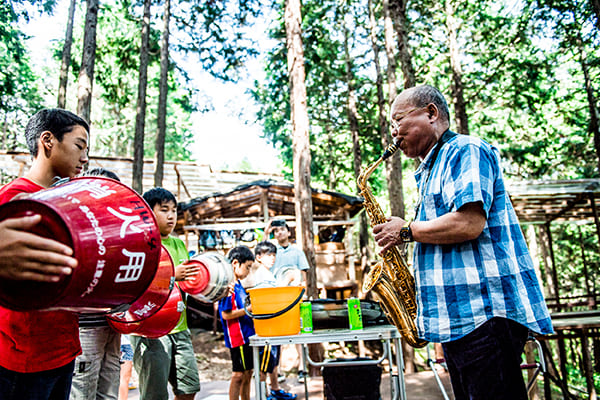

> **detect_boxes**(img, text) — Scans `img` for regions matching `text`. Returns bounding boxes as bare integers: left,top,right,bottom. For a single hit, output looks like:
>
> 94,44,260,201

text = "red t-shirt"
0,177,81,373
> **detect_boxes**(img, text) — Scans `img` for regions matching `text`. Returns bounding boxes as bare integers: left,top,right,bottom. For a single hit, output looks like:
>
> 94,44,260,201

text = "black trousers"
442,317,529,400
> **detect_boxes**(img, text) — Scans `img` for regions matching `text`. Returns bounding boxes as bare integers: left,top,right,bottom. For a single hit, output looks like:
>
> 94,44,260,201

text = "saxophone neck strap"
427,129,458,171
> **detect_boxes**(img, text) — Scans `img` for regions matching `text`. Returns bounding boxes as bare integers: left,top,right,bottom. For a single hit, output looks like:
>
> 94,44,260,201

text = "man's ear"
427,104,439,121
40,131,54,157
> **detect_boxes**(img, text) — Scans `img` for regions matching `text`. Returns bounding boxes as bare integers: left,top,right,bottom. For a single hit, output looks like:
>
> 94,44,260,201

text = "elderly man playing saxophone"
373,84,552,400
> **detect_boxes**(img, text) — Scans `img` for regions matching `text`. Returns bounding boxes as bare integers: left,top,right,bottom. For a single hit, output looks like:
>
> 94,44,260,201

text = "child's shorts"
259,344,280,374
120,343,133,362
230,344,254,372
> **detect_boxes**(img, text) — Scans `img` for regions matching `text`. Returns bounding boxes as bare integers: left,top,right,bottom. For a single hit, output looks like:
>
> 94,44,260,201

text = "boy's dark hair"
82,167,120,182
25,109,90,157
255,241,276,257
143,187,177,209
227,245,255,264
271,219,290,231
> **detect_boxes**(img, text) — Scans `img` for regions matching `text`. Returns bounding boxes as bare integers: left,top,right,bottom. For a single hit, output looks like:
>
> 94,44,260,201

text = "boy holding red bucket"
218,246,256,400
130,187,201,400
0,108,89,400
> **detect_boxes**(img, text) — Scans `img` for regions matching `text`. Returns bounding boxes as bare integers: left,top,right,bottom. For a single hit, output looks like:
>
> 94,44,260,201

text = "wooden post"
577,225,594,308
524,341,540,400
545,223,561,311
260,188,269,224
557,333,569,395
588,193,600,308
581,330,597,400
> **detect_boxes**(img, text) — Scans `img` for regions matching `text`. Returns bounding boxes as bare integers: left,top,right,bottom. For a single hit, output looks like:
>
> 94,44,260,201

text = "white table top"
248,324,401,346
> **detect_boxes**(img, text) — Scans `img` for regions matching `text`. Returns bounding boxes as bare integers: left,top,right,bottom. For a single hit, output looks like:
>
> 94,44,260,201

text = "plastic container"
246,286,304,336
0,177,161,314
347,298,363,330
107,244,176,333
179,252,233,302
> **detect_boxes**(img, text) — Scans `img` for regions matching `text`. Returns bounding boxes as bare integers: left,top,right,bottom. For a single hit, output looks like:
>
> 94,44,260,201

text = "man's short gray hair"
408,85,450,124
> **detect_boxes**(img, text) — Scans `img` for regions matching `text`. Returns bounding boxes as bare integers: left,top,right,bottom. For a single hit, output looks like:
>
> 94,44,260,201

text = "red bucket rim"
107,245,174,324
178,260,210,295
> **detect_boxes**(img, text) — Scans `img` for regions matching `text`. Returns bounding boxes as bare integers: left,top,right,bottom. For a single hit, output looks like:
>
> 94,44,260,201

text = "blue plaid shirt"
413,132,553,343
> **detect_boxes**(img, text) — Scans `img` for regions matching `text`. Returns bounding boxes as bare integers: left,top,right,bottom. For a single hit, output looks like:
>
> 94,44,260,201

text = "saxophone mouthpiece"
382,141,400,161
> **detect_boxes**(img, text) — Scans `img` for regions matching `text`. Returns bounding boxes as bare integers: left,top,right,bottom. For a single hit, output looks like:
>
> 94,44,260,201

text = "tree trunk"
388,0,415,89
285,0,322,373
577,35,600,175
382,0,397,102
363,0,385,269
445,0,469,135
384,0,407,220
76,0,99,123
57,0,76,109
592,0,600,30
343,20,360,181
285,0,316,299
132,0,152,194
379,0,415,374
155,0,170,188
344,18,370,274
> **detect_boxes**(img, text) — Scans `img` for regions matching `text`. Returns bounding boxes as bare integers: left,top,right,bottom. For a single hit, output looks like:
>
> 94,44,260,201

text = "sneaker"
277,373,286,383
271,389,297,400
297,370,306,384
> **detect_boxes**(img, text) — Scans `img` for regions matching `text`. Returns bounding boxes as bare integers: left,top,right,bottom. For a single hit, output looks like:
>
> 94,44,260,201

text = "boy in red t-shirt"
0,108,90,400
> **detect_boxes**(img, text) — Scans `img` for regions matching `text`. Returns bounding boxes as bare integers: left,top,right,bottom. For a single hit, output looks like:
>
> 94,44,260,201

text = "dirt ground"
192,329,233,382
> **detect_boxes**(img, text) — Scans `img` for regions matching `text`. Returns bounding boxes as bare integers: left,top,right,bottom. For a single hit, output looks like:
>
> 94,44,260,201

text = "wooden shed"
178,179,364,294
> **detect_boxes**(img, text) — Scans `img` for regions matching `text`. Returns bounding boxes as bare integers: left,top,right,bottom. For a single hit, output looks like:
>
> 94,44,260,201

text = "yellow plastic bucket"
246,286,304,336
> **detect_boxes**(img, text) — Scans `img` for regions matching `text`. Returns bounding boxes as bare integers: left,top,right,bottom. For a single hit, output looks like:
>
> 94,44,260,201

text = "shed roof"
179,178,600,229
179,179,363,229
508,179,600,224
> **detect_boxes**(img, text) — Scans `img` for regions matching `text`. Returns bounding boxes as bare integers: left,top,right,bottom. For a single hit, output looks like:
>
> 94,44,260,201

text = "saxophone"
358,142,428,348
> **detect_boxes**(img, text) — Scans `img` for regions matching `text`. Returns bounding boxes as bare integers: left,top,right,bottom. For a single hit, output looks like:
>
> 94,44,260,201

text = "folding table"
249,324,406,400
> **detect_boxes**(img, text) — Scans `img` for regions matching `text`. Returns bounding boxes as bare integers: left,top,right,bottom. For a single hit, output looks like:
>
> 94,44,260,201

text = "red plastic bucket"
108,283,183,338
0,177,161,314
178,260,210,295
107,244,176,329
179,252,233,302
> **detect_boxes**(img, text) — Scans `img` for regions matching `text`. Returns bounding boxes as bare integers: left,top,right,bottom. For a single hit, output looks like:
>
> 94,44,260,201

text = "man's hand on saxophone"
373,217,408,255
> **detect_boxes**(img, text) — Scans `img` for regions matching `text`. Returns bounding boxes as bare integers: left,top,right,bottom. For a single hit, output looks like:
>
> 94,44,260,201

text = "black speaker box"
322,358,382,400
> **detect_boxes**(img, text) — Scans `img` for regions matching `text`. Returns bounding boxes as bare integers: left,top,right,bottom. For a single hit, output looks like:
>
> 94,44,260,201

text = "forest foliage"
2,0,597,186
1,0,599,393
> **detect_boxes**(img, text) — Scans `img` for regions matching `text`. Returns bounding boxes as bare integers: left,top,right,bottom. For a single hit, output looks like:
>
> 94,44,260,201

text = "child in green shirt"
131,188,201,400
